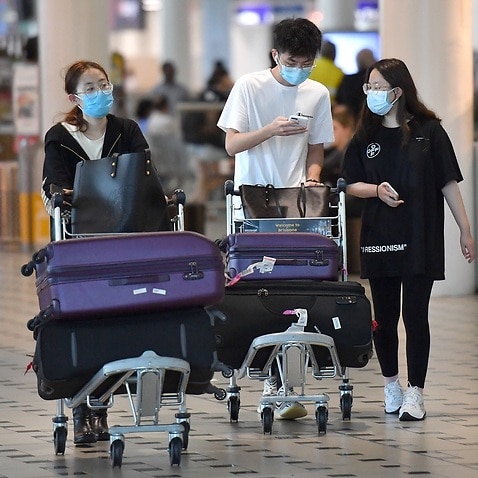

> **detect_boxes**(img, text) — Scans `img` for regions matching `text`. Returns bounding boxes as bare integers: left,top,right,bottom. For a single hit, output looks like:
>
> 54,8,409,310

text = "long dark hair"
356,58,440,145
63,60,110,131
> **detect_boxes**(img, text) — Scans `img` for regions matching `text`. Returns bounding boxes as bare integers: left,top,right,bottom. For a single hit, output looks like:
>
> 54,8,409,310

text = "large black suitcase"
32,307,220,400
211,280,373,370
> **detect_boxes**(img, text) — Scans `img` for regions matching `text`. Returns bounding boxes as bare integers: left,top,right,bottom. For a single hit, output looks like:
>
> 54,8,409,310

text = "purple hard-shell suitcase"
32,231,225,320
222,232,340,281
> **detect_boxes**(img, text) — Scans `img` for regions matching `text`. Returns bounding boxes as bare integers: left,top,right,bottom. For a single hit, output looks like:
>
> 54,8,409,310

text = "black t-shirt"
342,119,463,279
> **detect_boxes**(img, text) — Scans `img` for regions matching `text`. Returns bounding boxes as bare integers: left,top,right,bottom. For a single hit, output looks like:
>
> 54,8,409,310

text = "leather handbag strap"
265,184,283,217
298,183,306,218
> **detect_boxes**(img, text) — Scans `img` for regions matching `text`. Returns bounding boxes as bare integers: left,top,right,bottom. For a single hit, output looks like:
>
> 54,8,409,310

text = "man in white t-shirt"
217,18,334,420
217,17,334,219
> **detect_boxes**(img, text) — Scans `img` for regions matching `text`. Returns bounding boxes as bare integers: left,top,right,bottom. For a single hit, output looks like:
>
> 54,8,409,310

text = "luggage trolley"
22,183,230,467
217,179,372,435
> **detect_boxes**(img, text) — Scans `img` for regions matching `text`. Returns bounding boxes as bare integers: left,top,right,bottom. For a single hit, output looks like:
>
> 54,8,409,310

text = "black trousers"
369,276,434,389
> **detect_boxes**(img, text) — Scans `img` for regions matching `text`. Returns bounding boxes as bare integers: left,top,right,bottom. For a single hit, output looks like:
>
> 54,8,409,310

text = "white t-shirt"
217,68,334,188
62,122,105,160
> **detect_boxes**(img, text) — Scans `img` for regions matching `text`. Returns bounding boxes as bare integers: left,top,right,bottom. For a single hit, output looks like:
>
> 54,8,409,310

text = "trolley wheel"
340,393,353,420
262,407,273,435
169,437,182,466
110,439,124,468
180,421,190,450
53,426,67,455
228,395,240,422
316,406,328,435
214,388,227,401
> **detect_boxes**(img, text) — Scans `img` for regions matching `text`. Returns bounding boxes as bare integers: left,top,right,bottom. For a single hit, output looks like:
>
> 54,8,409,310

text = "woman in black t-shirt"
342,58,475,422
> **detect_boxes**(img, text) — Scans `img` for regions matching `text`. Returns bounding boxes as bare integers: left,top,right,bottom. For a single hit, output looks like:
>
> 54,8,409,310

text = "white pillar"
315,0,356,31
38,0,109,136
380,0,475,295
161,0,193,91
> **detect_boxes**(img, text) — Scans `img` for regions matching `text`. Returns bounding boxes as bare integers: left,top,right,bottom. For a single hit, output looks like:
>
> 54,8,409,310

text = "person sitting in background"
309,40,344,103
321,105,356,187
201,61,234,103
135,98,154,133
321,105,364,215
150,61,190,117
140,96,190,193
336,48,377,120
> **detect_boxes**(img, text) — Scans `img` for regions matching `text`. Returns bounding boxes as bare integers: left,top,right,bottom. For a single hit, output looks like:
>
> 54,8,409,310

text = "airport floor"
1,212,477,478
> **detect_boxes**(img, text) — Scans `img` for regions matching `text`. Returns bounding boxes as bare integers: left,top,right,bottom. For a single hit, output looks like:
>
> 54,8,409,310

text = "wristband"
376,184,379,197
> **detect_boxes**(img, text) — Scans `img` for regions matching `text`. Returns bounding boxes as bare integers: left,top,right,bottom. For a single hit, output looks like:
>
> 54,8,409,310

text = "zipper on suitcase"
232,281,364,297
36,256,222,287
228,248,336,265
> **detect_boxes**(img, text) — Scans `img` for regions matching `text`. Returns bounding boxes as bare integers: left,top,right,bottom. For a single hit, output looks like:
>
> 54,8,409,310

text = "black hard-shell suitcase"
211,280,373,369
27,231,225,321
32,307,220,400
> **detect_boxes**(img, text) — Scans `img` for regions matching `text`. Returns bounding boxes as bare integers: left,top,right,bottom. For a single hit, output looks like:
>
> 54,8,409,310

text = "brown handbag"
239,183,331,219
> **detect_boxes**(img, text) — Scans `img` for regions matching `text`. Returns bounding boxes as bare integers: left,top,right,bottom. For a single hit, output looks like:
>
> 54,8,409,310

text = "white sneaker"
263,377,277,396
384,379,404,414
257,377,278,413
399,386,426,421
275,386,308,420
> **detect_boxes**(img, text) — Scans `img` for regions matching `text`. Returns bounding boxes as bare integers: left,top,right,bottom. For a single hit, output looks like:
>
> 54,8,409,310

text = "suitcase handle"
274,258,307,266
274,258,330,267
109,274,170,286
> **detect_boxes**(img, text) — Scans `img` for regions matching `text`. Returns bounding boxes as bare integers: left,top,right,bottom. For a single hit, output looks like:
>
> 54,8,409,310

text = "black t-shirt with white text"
342,119,463,279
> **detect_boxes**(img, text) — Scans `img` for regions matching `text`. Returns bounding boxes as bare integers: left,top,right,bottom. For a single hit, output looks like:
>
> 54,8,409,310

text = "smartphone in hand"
288,114,308,127
385,184,399,200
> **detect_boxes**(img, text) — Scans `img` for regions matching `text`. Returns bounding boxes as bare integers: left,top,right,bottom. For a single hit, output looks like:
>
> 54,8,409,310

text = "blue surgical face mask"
276,56,313,86
78,90,114,118
366,89,397,116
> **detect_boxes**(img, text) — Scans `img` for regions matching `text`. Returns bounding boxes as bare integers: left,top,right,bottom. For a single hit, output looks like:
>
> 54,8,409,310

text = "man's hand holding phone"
288,114,309,128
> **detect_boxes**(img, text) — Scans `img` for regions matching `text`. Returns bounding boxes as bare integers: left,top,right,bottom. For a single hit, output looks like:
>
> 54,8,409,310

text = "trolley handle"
335,177,347,194
225,178,347,196
170,188,186,206
224,179,240,197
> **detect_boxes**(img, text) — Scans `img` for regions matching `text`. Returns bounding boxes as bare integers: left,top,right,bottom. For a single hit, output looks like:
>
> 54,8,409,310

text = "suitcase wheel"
32,248,48,264
20,261,35,277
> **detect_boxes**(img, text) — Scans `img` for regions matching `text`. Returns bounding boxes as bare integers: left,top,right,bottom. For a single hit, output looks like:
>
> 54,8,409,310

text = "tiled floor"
1,213,478,477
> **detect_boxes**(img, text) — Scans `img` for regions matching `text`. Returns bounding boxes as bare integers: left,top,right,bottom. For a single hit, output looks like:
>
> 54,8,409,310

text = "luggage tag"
283,308,308,326
226,256,276,286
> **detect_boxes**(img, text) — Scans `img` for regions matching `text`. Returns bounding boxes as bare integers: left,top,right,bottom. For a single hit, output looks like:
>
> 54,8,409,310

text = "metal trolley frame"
23,187,229,467
222,179,356,435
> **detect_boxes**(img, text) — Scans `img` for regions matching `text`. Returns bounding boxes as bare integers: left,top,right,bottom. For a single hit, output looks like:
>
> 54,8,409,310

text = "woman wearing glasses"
41,61,149,445
342,58,475,421
41,60,149,215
